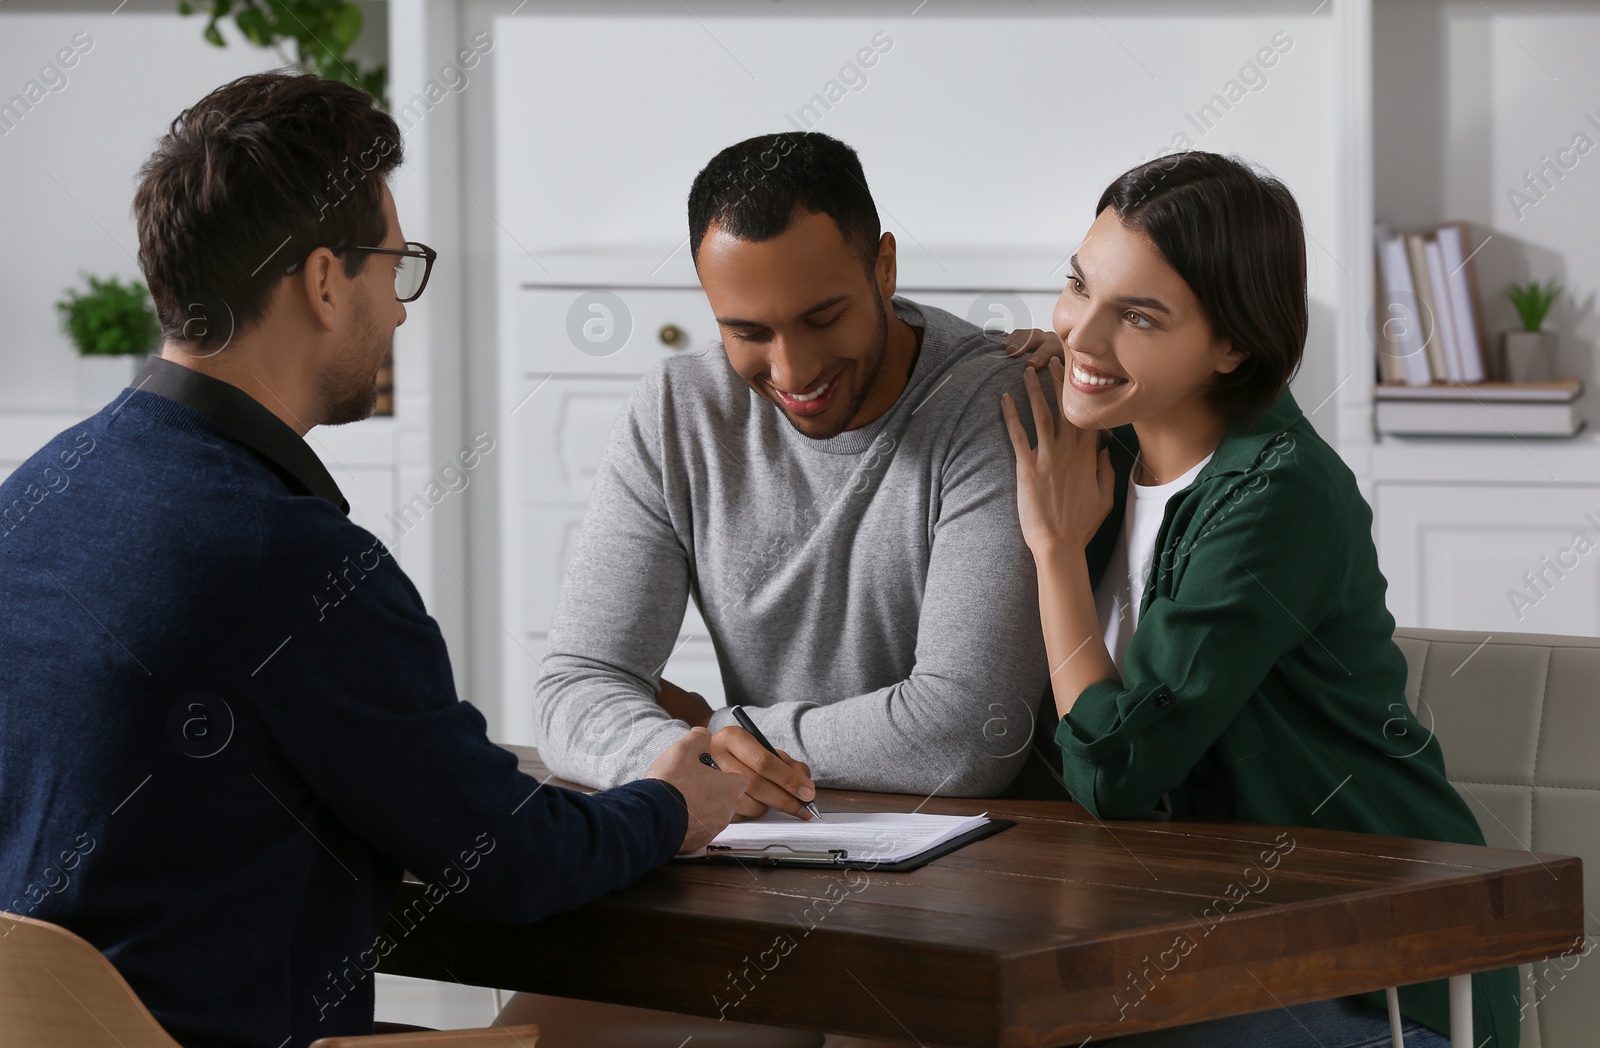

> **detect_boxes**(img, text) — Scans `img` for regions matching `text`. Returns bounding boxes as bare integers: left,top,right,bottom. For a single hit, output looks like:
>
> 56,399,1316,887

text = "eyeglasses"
284,241,437,303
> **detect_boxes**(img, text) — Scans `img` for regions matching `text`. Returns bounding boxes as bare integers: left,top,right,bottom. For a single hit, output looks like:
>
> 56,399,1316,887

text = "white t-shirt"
1094,450,1214,675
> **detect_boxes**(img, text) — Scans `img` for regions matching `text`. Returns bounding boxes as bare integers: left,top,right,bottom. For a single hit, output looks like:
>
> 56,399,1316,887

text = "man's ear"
875,231,897,302
296,246,344,333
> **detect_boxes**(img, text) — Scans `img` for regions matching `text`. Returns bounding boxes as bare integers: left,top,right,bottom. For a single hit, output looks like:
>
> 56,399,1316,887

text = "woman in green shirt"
1000,151,1520,1047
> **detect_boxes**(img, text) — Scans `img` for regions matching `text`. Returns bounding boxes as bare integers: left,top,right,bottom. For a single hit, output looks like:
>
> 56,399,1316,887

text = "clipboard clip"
706,844,849,867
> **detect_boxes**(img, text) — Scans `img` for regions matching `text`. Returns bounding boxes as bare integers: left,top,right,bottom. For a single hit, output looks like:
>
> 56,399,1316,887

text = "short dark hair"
1096,152,1306,427
687,131,881,273
134,71,404,352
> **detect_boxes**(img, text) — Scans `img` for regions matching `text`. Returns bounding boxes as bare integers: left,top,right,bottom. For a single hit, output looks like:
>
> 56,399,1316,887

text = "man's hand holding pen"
655,683,820,821
707,719,819,821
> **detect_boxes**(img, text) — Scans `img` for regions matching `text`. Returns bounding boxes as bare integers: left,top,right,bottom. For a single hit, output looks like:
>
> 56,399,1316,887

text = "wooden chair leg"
1385,986,1405,1047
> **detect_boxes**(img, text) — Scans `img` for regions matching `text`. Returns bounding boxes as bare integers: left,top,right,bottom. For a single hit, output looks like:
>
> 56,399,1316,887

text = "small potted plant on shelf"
1501,278,1562,383
56,274,162,410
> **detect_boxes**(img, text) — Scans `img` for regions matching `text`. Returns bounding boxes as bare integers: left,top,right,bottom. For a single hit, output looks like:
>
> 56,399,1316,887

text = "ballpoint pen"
730,704,823,821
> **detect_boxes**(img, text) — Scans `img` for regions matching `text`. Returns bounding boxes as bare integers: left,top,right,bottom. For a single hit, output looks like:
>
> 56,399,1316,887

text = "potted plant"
1501,279,1562,383
178,0,388,106
56,274,162,409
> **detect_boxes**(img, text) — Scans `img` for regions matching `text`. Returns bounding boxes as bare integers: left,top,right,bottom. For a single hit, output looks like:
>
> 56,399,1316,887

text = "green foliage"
177,0,388,107
1504,279,1563,332
56,275,162,357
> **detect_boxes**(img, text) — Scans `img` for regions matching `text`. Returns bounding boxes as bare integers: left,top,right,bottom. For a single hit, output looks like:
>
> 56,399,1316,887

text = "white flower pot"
76,354,145,411
1500,330,1558,383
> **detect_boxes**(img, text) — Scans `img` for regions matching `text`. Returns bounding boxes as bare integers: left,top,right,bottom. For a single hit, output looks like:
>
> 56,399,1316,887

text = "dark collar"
1197,385,1306,478
1087,386,1304,589
132,357,349,515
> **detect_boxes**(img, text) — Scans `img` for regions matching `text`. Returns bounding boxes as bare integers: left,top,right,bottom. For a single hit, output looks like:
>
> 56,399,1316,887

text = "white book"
1377,234,1432,385
1423,238,1465,383
1435,224,1488,383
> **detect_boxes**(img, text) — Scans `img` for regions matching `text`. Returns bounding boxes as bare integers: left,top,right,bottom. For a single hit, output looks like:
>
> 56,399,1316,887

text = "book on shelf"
1374,221,1492,386
1402,232,1452,382
1374,377,1585,437
1434,224,1489,383
1375,230,1432,385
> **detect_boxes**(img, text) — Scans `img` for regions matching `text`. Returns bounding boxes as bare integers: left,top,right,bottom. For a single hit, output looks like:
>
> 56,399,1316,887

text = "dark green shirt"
1055,386,1520,1047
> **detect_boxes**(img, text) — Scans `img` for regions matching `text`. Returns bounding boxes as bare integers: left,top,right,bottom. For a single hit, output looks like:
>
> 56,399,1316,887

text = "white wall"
485,3,1343,453
492,9,1339,288
0,7,284,411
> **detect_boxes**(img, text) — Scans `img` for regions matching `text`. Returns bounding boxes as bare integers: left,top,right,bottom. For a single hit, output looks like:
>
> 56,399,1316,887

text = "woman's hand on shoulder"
1001,357,1116,555
998,328,1065,371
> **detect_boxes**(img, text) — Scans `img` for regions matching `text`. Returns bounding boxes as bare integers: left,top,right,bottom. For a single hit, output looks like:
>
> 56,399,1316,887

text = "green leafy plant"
1504,279,1562,333
178,0,388,107
56,275,162,357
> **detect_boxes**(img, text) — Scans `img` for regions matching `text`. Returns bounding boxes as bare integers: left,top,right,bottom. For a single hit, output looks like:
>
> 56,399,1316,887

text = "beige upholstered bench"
1393,627,1598,1048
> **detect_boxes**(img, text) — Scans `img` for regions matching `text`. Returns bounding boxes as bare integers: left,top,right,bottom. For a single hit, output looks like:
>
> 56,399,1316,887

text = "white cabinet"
501,272,732,738
1377,483,1600,635
1370,435,1600,636
515,288,721,378
516,378,635,501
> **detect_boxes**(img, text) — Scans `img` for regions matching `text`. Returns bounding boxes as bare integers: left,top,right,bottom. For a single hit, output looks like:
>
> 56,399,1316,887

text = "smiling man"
531,131,1053,815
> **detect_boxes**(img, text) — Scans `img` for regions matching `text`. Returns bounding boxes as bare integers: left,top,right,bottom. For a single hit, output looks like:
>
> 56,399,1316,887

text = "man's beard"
784,292,890,440
320,297,385,427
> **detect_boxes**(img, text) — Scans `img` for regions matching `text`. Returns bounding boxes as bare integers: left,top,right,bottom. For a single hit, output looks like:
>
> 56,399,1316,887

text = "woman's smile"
1068,358,1129,394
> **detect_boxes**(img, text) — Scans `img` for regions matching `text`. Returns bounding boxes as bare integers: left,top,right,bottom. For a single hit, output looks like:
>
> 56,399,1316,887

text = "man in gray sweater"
532,132,1050,821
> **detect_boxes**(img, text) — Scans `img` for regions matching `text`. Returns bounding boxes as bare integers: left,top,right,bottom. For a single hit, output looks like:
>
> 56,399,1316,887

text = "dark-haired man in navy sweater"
0,70,746,1048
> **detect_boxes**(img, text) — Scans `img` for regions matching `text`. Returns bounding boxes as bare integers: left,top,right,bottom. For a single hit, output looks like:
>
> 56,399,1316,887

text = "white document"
703,811,991,864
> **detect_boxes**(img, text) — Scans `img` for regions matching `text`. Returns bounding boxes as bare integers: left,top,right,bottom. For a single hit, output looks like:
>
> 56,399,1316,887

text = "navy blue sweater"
0,368,687,1048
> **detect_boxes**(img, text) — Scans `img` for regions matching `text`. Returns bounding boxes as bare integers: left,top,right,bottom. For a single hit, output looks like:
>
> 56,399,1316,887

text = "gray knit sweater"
532,296,1049,795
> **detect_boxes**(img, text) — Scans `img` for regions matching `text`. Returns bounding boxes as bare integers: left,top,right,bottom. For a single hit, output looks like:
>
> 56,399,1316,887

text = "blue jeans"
1102,995,1452,1047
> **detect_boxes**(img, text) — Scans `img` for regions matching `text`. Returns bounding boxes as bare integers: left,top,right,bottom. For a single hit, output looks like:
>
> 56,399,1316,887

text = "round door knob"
658,323,685,348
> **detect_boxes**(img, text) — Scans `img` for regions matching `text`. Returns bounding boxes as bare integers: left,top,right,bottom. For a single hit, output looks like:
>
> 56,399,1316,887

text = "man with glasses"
0,71,747,1048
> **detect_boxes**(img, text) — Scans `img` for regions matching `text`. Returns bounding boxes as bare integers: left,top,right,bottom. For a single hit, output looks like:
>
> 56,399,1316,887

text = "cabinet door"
518,374,711,640
519,376,639,503
517,288,720,376
1376,484,1600,634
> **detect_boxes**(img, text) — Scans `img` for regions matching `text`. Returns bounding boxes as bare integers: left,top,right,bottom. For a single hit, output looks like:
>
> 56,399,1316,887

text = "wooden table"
379,746,1583,1047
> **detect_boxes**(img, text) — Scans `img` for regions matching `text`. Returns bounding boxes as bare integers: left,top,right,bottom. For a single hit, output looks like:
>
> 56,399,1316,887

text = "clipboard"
675,817,1015,872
